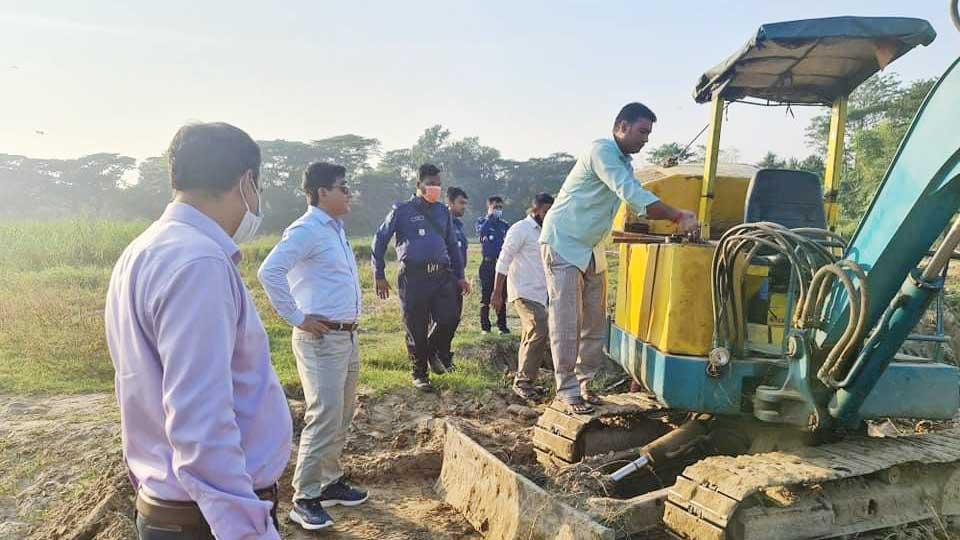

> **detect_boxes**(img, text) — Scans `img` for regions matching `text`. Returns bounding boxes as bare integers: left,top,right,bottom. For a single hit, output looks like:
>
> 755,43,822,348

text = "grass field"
0,219,511,395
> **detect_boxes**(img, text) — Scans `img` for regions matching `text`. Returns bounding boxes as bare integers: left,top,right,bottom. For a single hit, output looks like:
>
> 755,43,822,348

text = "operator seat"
743,168,827,229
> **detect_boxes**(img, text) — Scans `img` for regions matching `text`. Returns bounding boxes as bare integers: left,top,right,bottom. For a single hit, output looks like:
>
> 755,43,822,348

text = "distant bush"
0,220,389,274
0,219,147,272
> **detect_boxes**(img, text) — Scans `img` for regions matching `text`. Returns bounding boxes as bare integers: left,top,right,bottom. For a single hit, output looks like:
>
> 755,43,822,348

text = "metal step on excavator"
534,5,960,538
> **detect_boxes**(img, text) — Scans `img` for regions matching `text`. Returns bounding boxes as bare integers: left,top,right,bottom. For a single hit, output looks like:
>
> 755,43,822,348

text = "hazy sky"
1,1,958,166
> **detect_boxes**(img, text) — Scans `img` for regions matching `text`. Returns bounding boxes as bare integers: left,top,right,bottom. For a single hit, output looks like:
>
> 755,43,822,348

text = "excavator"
533,5,960,539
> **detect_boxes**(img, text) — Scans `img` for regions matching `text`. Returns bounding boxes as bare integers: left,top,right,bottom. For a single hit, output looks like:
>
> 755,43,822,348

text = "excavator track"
664,428,960,539
532,392,674,466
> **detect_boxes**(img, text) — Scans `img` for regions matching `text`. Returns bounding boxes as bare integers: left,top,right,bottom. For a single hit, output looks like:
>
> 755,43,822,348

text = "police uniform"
372,196,465,380
427,216,468,369
476,214,510,332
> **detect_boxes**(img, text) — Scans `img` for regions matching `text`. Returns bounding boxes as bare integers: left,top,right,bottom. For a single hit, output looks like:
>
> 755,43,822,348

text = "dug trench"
5,367,960,539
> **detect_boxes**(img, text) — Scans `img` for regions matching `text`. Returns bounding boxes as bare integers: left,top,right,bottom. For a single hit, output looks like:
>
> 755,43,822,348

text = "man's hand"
376,278,391,299
674,210,700,235
458,278,471,296
297,315,330,337
490,286,504,313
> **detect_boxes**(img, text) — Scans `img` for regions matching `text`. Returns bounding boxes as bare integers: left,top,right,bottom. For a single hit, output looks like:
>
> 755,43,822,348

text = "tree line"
0,73,936,235
0,125,574,234
646,73,936,233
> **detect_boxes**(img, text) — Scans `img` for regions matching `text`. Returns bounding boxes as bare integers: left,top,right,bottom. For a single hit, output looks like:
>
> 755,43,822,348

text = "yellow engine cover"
614,242,715,356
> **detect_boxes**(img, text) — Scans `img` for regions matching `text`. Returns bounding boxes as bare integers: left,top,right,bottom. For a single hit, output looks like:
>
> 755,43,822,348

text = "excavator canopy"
693,16,936,105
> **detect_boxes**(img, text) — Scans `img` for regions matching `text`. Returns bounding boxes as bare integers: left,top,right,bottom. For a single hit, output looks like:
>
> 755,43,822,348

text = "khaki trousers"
291,328,360,500
541,244,607,403
512,298,550,387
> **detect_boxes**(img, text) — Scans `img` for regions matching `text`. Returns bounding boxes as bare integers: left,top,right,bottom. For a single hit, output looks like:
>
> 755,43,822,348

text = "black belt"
136,483,279,527
325,321,359,332
305,318,359,332
482,257,497,263
402,262,449,274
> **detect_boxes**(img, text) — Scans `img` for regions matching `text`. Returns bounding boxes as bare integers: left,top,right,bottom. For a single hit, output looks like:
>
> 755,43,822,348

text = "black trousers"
398,266,460,379
479,259,507,331
428,294,463,367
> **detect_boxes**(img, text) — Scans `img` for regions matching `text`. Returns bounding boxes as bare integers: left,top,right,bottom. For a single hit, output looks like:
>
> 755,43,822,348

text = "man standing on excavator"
539,102,699,414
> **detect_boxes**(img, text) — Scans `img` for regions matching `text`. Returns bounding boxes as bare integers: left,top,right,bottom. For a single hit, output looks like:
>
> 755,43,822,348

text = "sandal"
513,385,542,402
560,398,594,415
581,392,604,406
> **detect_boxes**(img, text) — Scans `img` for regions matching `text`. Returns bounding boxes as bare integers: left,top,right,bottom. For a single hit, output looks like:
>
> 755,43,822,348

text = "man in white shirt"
258,162,367,532
491,193,554,401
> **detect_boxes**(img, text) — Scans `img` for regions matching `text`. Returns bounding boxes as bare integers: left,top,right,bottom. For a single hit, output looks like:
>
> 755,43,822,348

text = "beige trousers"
541,244,607,403
291,329,360,500
512,298,550,387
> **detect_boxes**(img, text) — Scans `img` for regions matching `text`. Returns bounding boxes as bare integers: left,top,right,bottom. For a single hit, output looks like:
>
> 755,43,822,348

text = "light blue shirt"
258,206,362,327
539,138,659,271
104,202,292,540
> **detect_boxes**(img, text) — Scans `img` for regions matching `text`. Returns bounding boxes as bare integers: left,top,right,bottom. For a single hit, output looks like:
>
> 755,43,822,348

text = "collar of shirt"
610,139,633,165
307,205,343,231
524,215,542,230
160,202,242,264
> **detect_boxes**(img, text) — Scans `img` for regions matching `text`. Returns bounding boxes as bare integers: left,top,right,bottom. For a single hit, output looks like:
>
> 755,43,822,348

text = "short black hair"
418,163,441,181
534,192,554,206
447,186,468,202
487,195,504,205
168,122,261,194
614,102,657,129
303,162,347,206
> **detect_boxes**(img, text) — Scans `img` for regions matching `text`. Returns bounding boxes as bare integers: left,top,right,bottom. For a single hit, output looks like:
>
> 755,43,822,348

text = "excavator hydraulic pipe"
829,272,943,427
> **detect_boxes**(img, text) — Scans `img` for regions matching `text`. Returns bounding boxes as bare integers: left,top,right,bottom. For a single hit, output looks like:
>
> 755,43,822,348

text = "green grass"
0,219,506,395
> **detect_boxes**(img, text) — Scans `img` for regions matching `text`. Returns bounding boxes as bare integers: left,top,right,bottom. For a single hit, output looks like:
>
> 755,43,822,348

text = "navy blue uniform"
476,215,510,332
373,196,464,379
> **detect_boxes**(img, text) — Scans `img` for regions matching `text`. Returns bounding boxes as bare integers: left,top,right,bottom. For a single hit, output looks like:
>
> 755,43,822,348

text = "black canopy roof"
693,16,936,105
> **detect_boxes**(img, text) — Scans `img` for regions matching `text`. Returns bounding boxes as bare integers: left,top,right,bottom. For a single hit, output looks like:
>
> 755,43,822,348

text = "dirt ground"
4,384,960,540
0,387,539,540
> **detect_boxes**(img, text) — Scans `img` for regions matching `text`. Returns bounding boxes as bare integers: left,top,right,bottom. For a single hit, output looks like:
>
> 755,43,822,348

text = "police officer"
476,195,510,334
373,164,470,391
425,186,469,371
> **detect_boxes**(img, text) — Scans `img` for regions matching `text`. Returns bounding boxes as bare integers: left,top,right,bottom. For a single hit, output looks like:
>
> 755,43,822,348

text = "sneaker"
428,354,447,375
320,479,369,508
289,498,334,530
413,377,435,392
498,328,511,335
480,330,490,335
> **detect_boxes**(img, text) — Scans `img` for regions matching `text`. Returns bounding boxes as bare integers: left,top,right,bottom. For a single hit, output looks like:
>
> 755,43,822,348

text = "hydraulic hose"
952,0,960,32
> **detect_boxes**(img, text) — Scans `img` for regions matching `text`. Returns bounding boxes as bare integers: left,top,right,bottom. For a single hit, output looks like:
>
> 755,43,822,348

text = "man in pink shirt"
105,122,292,540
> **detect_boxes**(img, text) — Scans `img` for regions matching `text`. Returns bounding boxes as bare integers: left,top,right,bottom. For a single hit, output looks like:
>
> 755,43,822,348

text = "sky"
1,0,958,167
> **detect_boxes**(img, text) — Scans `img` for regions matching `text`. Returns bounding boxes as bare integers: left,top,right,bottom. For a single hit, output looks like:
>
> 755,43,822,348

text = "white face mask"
232,177,263,244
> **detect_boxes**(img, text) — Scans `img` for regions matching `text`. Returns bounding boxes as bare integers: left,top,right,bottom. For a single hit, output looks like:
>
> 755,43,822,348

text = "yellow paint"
823,97,847,231
614,243,715,356
699,94,725,239
613,164,753,239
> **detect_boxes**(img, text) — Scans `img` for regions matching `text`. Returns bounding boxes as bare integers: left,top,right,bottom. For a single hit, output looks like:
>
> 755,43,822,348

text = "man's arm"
257,225,313,328
475,216,488,235
445,211,465,280
154,258,279,540
371,206,398,280
494,222,522,277
591,142,660,215
592,143,698,231
491,224,523,312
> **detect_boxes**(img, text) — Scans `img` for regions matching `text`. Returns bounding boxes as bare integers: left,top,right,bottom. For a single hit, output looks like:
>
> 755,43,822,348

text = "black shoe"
428,354,447,375
413,377,435,392
289,498,334,530
498,327,510,335
320,479,369,508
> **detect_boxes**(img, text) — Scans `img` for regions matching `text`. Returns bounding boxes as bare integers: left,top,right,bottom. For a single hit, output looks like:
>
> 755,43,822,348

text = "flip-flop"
513,385,541,401
582,393,604,406
561,398,594,415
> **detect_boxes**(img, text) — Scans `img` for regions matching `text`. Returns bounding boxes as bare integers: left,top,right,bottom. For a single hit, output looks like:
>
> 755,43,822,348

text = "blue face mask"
492,209,503,219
